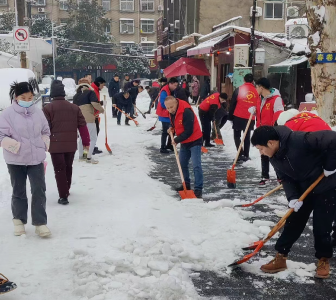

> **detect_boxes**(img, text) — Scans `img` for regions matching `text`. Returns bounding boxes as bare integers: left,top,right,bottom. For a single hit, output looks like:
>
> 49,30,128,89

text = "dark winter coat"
108,79,120,97
124,81,133,92
128,86,139,104
174,86,189,103
200,80,210,100
43,97,87,153
149,87,160,101
270,126,336,201
114,92,132,110
123,79,132,91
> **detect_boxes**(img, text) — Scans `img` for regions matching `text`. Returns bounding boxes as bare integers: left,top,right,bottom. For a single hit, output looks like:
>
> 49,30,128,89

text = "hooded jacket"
270,126,336,201
0,101,50,165
256,88,284,127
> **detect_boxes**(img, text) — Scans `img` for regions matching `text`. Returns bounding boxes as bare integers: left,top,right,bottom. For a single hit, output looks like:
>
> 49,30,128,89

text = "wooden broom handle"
104,95,107,139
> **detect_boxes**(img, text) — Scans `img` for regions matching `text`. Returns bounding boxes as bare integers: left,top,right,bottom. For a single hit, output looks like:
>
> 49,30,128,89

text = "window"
264,2,283,19
102,0,110,11
105,23,111,34
35,0,46,5
120,0,134,11
140,0,154,11
32,14,46,20
0,0,7,6
120,19,134,34
59,0,68,10
141,42,155,55
141,19,154,34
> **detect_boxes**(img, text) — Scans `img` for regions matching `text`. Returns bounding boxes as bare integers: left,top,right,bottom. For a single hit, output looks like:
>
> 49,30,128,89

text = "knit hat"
277,109,300,125
50,80,65,98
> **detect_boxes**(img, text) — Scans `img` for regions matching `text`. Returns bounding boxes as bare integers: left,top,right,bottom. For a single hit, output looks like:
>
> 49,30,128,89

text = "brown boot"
260,253,287,273
315,258,330,279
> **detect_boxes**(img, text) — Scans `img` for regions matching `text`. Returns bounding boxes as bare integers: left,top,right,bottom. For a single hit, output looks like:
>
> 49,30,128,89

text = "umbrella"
164,57,210,78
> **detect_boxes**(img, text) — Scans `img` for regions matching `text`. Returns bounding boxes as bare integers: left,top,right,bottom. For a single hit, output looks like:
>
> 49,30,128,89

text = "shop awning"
163,57,210,77
268,56,308,73
187,34,229,56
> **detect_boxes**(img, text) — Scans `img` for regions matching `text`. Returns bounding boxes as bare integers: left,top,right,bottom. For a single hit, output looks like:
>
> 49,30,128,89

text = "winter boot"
86,158,99,164
176,183,191,191
0,274,17,295
117,121,121,125
35,225,51,237
13,219,25,236
160,148,170,154
93,147,103,155
315,258,330,279
125,119,130,126
194,189,203,199
58,198,69,205
260,253,287,273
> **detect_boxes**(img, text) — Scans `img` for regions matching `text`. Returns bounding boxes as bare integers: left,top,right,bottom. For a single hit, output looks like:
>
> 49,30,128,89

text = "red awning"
163,57,210,77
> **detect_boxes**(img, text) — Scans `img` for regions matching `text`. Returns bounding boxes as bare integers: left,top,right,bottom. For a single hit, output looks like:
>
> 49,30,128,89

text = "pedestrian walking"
91,77,106,155
250,77,284,186
113,91,133,126
43,80,90,205
165,96,204,198
156,77,179,153
228,74,258,161
198,92,227,147
251,125,336,279
0,81,51,237
73,78,104,164
108,73,120,118
191,76,200,104
211,93,228,140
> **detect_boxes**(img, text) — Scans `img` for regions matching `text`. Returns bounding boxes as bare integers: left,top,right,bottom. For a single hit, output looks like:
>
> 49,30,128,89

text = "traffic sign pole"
17,0,27,69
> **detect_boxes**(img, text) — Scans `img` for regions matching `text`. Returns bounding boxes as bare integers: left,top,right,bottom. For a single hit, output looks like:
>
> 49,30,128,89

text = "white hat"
277,109,300,125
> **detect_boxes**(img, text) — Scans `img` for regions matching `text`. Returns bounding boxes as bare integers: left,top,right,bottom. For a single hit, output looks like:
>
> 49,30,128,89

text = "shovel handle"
115,106,137,122
104,95,107,138
232,113,253,167
213,121,219,139
169,132,187,191
242,184,283,207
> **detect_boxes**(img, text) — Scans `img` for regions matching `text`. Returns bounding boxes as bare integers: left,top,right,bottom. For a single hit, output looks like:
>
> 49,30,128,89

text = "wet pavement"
148,141,336,300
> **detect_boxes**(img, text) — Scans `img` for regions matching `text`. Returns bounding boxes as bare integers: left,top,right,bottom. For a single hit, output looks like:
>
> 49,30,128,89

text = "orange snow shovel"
115,106,139,126
213,121,224,145
228,173,324,267
201,146,209,153
103,96,112,155
227,113,253,188
169,132,197,200
236,185,283,208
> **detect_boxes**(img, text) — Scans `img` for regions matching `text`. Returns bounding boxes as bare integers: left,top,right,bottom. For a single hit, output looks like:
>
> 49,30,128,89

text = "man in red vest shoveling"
165,96,204,199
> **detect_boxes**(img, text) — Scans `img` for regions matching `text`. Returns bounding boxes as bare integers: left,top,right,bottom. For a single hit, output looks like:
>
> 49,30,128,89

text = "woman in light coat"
191,76,200,104
0,81,51,237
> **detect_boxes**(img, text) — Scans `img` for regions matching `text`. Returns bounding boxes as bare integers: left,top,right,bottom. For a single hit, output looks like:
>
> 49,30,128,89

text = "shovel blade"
134,120,140,126
147,126,155,131
228,242,265,267
227,169,236,189
214,138,224,145
105,142,112,155
179,190,197,200
242,241,263,251
201,146,208,153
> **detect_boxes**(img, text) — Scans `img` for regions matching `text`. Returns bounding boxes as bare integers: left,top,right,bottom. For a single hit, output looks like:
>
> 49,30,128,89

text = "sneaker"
176,183,191,191
204,143,215,148
259,178,270,186
194,189,203,199
0,274,17,295
117,121,121,125
315,258,330,279
35,225,51,237
93,148,103,155
13,219,25,236
166,145,174,151
160,148,170,154
87,158,99,164
125,122,131,126
58,198,69,205
260,253,287,273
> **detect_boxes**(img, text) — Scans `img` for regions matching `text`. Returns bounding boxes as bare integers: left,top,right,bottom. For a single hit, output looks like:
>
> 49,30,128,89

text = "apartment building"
3,0,163,56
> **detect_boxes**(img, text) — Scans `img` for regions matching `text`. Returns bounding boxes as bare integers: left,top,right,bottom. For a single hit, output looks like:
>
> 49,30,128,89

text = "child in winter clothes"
0,82,51,237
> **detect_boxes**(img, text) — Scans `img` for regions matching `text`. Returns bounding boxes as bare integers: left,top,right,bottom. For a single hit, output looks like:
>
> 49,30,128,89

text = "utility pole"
17,0,27,68
250,0,257,75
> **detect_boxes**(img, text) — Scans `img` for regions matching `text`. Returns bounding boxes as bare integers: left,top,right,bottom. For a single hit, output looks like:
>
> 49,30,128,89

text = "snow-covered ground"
0,92,311,299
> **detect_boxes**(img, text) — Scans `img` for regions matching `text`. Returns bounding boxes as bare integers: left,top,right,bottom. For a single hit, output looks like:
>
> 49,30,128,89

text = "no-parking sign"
13,26,30,51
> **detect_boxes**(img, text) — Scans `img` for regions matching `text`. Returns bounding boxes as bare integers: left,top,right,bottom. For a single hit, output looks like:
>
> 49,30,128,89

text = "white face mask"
18,100,33,108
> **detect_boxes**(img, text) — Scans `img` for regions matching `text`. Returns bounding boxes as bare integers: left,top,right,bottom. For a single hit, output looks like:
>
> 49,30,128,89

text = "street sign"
316,53,336,63
13,26,30,51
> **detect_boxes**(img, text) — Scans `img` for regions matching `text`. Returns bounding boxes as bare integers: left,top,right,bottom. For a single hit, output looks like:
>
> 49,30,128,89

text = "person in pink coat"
0,81,51,238
191,76,200,104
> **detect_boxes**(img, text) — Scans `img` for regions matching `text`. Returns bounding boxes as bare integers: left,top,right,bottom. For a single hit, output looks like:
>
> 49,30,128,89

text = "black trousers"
234,128,251,158
7,163,47,226
161,121,172,149
95,118,100,136
112,96,117,117
275,189,336,259
117,104,131,123
199,110,212,145
261,155,270,179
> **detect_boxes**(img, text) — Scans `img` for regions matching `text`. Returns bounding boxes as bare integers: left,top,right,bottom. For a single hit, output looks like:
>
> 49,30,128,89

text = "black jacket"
200,81,210,100
128,86,139,104
228,87,239,121
124,81,133,92
108,79,120,97
149,87,159,101
174,86,189,103
270,126,336,201
114,92,132,110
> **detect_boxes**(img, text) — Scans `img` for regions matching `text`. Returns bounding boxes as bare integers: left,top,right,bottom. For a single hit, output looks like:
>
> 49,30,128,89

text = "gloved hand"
324,169,336,177
248,106,256,115
288,199,303,212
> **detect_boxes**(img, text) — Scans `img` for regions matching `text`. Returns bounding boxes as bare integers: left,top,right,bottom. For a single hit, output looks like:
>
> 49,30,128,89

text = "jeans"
50,152,75,199
130,104,135,116
161,121,172,149
234,128,251,158
179,144,203,190
78,122,97,159
275,189,336,259
7,163,47,225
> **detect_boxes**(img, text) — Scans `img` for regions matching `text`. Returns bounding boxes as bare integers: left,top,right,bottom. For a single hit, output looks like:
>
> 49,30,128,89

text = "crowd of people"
1,71,336,293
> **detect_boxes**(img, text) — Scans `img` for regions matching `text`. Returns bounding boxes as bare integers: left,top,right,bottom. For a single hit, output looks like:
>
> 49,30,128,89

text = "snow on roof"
285,18,308,26
176,43,195,51
291,38,309,54
270,55,308,67
213,16,243,29
140,18,154,21
120,18,134,21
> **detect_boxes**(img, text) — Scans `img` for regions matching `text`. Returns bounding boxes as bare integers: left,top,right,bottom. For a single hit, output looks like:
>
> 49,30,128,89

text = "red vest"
256,93,284,127
170,100,203,144
156,84,171,118
199,93,221,112
91,83,100,117
285,112,331,132
233,83,258,120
